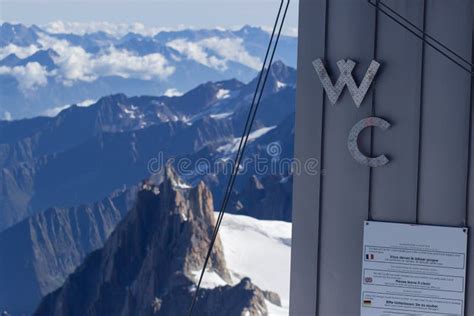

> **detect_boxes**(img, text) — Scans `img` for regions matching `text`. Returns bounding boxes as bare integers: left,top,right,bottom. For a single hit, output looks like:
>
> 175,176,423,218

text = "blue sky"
0,0,299,34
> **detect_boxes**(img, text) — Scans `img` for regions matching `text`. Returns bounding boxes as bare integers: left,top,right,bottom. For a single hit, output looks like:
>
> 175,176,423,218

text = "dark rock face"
181,278,270,316
178,112,296,222
230,175,293,222
34,167,272,316
0,187,136,315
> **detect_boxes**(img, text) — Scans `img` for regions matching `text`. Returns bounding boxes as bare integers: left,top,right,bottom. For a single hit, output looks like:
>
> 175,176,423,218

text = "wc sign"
313,58,390,167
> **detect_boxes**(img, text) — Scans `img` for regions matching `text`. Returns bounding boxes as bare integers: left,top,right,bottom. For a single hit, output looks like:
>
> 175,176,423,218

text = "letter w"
312,59,380,107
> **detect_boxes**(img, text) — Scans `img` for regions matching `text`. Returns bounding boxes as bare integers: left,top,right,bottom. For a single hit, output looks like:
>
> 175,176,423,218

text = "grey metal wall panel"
417,0,472,226
466,14,474,314
290,1,473,315
370,0,425,223
466,85,474,316
316,1,375,315
289,0,327,314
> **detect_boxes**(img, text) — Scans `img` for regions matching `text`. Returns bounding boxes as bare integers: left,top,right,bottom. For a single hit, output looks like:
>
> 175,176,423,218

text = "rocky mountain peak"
0,53,21,66
0,48,59,70
95,93,130,107
150,164,230,282
0,22,39,47
242,61,297,97
34,166,254,316
25,49,59,70
188,277,277,316
266,60,297,89
172,79,243,116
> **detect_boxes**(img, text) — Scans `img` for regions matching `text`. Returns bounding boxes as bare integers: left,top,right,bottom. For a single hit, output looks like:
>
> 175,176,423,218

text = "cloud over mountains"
1,33,176,88
0,43,39,59
0,61,48,90
167,37,261,70
43,21,169,37
0,22,297,118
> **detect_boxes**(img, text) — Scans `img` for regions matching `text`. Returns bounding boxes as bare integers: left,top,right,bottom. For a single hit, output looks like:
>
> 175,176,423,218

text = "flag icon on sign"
366,253,374,260
363,299,372,306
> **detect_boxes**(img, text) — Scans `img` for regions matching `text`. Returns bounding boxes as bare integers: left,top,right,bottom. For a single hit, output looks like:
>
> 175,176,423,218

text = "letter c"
347,117,390,167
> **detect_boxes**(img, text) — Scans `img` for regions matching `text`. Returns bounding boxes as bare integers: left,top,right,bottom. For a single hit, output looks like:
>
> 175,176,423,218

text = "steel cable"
187,1,290,314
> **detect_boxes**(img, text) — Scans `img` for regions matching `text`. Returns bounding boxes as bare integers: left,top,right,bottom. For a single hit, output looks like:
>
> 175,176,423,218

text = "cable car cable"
187,1,290,314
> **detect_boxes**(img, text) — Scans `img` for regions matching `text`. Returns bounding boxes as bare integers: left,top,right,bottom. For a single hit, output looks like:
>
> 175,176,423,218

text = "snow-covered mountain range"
0,22,297,119
0,61,295,231
0,21,296,316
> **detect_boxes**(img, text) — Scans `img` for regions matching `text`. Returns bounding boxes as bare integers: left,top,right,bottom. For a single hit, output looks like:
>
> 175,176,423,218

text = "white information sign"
361,221,468,316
